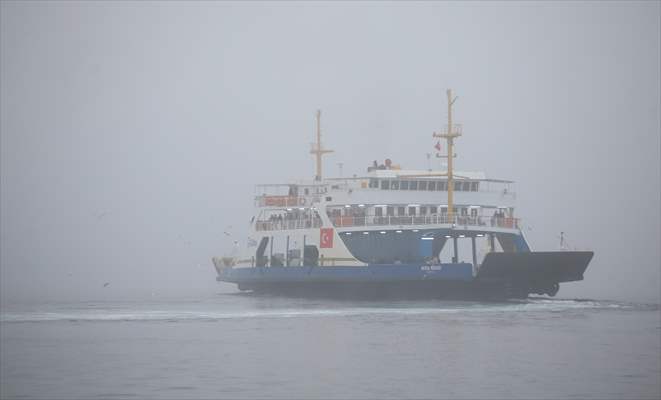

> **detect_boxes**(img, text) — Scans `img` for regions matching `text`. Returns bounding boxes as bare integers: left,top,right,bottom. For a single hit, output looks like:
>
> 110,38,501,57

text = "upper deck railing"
255,218,323,232
255,214,519,232
256,195,306,207
330,215,519,230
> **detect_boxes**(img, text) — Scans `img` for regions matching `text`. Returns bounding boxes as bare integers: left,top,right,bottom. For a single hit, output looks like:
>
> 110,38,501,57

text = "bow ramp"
476,251,594,295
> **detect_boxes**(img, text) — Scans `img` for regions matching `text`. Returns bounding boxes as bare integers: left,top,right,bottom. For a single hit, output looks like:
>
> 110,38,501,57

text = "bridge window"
438,181,447,191
408,206,416,215
462,182,471,191
440,207,447,214
375,207,383,217
386,206,394,216
391,180,400,190
419,181,427,190
381,180,390,190
397,206,405,216
401,180,409,190
428,181,436,191
420,206,428,215
410,181,418,190
471,182,479,191
454,181,461,191
369,178,379,188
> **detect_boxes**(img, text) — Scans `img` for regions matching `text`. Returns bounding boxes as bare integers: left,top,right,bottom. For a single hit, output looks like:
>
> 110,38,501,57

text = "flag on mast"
434,141,441,151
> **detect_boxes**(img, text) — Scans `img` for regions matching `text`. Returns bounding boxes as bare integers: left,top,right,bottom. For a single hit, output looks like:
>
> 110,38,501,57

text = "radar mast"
433,89,462,220
310,110,334,181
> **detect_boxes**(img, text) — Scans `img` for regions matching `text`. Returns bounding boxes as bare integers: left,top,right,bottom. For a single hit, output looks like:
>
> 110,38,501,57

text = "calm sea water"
1,295,659,399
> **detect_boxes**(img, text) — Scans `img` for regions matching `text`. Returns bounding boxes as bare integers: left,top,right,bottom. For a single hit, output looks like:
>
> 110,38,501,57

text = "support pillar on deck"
269,236,273,267
452,236,458,263
302,235,306,266
471,236,477,273
489,234,496,253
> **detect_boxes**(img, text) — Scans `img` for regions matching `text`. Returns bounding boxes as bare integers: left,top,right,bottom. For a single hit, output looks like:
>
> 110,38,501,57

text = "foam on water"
1,298,655,323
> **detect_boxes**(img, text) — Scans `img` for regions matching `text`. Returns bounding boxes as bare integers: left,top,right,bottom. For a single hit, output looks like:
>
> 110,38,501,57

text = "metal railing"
330,215,519,229
255,218,323,231
255,196,305,207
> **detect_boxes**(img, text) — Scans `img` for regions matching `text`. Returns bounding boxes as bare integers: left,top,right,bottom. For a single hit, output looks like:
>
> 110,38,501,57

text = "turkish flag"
434,141,442,151
320,228,334,248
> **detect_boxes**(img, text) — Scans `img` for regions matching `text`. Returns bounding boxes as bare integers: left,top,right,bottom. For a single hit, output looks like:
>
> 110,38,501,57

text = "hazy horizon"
1,1,659,304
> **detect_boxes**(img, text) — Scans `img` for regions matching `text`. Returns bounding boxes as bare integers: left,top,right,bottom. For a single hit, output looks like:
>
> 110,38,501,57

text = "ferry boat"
212,90,593,299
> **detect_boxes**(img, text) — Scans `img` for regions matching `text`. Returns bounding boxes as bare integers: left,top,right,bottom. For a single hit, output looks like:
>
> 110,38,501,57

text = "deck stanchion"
471,236,477,274
269,236,273,267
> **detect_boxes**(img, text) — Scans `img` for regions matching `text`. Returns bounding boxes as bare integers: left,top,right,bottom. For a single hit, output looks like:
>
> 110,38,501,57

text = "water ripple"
1,298,656,323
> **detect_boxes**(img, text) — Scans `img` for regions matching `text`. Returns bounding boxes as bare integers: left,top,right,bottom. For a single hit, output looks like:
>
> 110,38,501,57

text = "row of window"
373,206,479,217
329,205,480,217
368,179,479,192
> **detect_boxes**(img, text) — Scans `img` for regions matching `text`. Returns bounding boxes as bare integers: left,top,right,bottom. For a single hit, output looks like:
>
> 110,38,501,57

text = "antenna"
310,110,333,181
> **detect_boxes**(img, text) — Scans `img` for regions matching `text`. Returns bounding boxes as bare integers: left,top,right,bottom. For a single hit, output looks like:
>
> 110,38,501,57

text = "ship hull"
216,251,594,300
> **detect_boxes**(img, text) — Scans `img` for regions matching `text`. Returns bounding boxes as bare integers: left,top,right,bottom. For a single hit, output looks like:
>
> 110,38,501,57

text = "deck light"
421,237,434,240
476,234,485,237
286,208,292,211
299,207,305,210
412,229,419,232
445,235,452,238
459,234,466,238
344,205,351,208
358,204,365,207
362,232,369,235
380,231,386,234
395,230,403,233
345,232,352,235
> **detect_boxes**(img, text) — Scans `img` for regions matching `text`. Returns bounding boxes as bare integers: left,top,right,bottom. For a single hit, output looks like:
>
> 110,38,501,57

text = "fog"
1,1,659,304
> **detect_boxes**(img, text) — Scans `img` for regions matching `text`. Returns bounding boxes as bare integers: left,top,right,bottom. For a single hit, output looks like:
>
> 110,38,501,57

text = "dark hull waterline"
217,251,594,300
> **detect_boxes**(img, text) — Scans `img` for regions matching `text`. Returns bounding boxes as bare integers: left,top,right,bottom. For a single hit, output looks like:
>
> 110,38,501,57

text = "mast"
433,89,461,221
310,109,333,181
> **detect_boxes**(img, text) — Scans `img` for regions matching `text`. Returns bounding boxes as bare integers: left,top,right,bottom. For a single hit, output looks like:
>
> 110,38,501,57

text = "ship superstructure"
213,91,593,299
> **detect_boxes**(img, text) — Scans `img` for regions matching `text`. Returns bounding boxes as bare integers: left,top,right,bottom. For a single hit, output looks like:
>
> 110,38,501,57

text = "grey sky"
1,1,659,303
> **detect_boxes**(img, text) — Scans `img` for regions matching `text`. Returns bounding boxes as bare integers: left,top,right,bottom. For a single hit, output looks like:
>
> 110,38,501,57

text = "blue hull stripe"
220,263,474,284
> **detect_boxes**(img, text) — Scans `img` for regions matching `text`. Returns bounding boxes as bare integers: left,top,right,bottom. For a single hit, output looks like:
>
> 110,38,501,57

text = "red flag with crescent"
434,141,442,151
320,228,334,248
